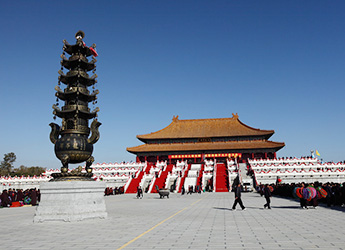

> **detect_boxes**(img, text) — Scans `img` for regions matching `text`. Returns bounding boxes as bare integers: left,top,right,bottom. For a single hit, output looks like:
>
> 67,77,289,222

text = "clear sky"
1,1,345,170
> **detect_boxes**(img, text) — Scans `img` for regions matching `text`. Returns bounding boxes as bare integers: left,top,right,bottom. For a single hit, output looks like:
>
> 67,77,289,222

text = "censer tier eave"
50,172,94,181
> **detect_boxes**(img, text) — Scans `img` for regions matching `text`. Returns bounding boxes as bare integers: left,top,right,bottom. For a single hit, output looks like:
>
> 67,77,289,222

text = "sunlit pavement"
1,192,344,250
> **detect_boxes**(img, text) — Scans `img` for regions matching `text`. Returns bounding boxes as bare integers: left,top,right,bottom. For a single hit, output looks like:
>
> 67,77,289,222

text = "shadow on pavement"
270,205,301,209
213,207,232,211
213,206,262,210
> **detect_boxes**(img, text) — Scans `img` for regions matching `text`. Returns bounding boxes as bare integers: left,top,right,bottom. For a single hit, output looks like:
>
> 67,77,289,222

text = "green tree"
0,152,16,176
12,165,46,177
15,165,29,176
26,166,46,176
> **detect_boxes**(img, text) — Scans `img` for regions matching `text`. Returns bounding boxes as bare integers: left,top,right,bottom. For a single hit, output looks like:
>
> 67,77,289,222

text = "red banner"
205,153,242,158
168,153,241,159
169,154,202,159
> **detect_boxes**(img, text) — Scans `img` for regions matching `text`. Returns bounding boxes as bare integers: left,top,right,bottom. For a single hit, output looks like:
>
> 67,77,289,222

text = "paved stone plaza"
1,192,344,250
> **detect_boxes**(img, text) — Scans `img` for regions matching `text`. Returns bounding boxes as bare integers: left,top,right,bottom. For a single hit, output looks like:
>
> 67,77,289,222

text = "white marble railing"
249,157,318,165
156,160,167,168
190,164,202,170
176,160,188,167
251,163,345,173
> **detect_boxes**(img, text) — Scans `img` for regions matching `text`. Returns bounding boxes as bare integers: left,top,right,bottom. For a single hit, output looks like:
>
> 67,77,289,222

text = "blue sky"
1,1,345,169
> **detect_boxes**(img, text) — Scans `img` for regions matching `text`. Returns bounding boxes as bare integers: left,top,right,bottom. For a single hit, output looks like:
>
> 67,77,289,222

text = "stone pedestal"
34,181,107,223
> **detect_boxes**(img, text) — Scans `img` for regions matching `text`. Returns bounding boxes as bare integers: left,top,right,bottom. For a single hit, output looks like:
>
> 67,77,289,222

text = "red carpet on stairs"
125,164,153,194
151,164,174,193
178,164,191,193
125,171,144,193
215,163,229,192
196,164,204,188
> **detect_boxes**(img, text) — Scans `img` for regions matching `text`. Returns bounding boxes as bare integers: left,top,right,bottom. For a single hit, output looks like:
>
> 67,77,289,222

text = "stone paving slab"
1,192,344,249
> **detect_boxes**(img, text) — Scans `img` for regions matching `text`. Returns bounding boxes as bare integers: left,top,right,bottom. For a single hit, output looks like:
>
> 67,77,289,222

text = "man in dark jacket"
0,190,12,207
263,184,272,209
232,183,246,210
30,188,37,206
136,186,143,199
324,183,333,207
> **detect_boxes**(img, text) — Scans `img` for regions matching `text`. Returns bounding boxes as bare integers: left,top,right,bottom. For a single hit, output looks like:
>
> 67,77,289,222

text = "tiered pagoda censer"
49,31,101,181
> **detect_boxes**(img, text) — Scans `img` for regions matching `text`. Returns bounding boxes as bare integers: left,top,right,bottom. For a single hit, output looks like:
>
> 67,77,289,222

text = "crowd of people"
104,186,124,196
2,186,126,207
0,188,40,208
261,182,345,208
4,182,343,211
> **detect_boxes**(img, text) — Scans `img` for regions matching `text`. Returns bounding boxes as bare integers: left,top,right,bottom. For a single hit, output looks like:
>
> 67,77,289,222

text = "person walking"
181,186,185,195
263,184,272,209
232,183,246,210
136,186,143,199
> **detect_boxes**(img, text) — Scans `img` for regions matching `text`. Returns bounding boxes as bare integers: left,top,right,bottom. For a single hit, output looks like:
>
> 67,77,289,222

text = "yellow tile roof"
137,114,274,140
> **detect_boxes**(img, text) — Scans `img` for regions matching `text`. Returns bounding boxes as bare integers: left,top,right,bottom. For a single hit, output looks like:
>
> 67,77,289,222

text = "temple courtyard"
1,192,344,250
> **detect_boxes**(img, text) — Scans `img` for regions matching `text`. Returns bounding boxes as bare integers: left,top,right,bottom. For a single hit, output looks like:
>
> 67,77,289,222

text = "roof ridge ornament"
172,115,179,122
232,113,239,119
75,30,85,40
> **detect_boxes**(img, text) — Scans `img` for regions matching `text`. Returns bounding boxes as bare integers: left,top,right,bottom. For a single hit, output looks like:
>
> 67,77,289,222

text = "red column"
251,153,254,159
144,156,147,162
264,152,267,159
274,152,277,159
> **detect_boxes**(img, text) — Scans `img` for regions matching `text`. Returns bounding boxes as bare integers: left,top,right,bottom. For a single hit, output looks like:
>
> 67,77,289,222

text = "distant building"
127,113,285,163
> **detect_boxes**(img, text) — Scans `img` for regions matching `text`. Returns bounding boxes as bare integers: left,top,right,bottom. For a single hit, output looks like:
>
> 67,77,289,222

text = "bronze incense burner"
49,31,101,181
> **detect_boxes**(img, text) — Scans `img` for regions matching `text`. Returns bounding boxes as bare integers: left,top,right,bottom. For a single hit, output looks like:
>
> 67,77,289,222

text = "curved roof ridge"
137,116,237,138
237,118,274,133
137,114,275,140
266,140,286,145
136,118,176,140
178,117,235,122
